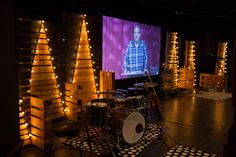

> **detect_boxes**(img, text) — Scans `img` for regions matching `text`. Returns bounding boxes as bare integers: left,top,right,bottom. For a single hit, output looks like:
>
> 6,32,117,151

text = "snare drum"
108,107,145,144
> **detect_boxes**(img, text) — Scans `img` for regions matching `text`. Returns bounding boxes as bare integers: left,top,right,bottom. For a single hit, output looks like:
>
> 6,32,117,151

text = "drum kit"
85,81,159,146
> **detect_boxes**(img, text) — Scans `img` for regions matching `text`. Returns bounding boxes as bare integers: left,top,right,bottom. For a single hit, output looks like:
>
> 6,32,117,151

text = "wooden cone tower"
72,16,97,103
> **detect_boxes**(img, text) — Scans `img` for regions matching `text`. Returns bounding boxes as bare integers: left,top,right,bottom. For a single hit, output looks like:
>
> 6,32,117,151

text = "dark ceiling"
16,0,236,30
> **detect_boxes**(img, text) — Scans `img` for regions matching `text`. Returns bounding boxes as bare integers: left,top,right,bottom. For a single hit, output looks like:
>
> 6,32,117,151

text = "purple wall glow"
102,16,161,79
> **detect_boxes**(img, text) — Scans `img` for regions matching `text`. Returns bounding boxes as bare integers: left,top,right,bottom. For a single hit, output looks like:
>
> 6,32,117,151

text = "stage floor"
20,94,233,157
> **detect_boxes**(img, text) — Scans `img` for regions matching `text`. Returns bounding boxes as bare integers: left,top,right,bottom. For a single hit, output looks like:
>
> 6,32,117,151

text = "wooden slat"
30,96,44,109
23,139,31,146
30,79,57,86
33,55,51,60
31,73,55,80
31,116,45,130
31,135,45,150
30,84,58,91
65,97,78,104
31,126,44,139
32,66,54,73
20,129,29,135
31,107,44,118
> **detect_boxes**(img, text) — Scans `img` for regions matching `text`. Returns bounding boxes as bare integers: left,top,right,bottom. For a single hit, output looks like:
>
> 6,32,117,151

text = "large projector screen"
102,16,161,80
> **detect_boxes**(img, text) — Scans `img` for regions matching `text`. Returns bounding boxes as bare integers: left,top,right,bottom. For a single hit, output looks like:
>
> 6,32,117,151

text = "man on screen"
124,25,148,74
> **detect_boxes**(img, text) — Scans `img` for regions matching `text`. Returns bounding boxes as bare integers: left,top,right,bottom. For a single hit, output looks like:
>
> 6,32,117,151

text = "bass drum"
108,107,145,144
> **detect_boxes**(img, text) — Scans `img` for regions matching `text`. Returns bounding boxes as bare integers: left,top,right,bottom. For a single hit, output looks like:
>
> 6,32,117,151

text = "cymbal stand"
79,101,94,157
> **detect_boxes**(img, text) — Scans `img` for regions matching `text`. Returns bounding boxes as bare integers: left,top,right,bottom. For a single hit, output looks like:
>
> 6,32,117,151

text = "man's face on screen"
134,26,141,42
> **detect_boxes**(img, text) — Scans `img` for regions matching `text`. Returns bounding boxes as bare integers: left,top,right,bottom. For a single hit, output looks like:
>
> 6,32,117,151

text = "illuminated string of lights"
71,14,98,102
216,42,228,76
27,20,64,141
162,31,180,90
185,41,197,87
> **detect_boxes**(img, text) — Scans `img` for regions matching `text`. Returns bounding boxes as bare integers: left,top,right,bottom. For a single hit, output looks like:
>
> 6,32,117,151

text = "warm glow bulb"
19,99,23,103
49,48,52,51
45,28,47,31
56,76,58,78
27,90,30,93
41,20,44,23
29,133,32,137
60,93,62,95
62,101,65,103
57,84,60,87
47,38,50,41
51,57,54,60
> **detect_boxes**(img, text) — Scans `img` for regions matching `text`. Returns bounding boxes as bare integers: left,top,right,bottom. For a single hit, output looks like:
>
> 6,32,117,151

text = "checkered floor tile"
162,145,221,157
62,123,168,156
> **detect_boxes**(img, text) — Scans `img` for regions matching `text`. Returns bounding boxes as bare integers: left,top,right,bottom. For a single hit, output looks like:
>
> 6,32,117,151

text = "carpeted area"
193,91,232,101
62,123,168,156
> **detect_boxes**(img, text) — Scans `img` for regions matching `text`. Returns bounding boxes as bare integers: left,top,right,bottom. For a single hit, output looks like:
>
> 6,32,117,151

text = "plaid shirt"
124,40,148,73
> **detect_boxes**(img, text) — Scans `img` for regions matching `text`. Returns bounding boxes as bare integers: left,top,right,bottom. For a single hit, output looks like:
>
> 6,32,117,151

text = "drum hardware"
78,99,94,157
144,71,162,120
133,82,158,88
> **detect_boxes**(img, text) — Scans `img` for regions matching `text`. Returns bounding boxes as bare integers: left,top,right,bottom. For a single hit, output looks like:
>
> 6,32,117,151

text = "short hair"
134,25,141,32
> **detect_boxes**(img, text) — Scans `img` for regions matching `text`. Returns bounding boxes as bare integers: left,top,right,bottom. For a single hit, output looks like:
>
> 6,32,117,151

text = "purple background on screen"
102,16,161,79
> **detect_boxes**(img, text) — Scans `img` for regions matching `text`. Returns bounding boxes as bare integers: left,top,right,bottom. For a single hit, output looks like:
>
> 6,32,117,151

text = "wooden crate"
199,73,225,90
99,71,115,98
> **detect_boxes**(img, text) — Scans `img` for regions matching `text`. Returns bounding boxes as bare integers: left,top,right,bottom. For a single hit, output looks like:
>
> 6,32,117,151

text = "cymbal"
93,91,117,94
133,82,158,88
